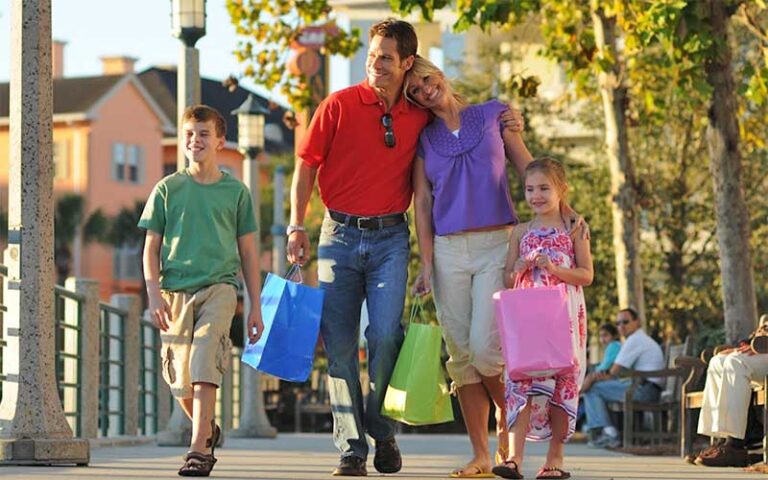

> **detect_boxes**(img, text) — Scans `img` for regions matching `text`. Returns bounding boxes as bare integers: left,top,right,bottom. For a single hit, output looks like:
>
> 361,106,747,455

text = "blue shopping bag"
241,265,324,382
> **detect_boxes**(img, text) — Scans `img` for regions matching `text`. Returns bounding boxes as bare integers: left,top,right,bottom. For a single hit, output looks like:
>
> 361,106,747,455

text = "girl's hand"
512,257,531,274
534,254,554,272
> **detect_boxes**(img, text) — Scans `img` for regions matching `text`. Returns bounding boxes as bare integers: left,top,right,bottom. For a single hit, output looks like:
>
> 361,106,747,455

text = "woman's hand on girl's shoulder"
568,216,590,242
560,204,590,241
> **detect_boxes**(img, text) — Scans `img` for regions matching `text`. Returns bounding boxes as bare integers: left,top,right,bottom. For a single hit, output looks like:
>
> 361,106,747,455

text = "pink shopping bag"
493,282,575,381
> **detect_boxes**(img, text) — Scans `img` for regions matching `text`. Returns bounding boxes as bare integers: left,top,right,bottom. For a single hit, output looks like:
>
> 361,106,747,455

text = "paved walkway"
0,434,763,479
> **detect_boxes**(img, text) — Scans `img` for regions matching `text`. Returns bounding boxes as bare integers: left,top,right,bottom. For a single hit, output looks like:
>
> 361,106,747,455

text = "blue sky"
0,0,288,105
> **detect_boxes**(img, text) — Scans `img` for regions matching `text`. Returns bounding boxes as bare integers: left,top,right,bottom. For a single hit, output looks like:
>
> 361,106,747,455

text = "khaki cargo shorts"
160,283,237,399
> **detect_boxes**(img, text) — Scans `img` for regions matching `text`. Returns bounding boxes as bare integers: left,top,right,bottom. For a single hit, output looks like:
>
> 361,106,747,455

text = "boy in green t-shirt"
139,104,263,476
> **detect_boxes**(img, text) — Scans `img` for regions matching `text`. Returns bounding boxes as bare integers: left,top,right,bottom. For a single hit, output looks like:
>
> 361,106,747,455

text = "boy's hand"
148,290,171,331
247,309,264,344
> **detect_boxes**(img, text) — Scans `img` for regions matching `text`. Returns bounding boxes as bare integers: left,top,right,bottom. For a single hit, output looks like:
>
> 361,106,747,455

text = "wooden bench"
678,340,768,461
294,369,332,432
605,338,690,447
261,374,281,416
293,368,372,433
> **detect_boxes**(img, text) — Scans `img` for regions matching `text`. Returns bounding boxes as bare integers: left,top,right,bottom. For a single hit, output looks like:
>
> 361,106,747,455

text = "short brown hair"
181,105,226,138
369,19,418,61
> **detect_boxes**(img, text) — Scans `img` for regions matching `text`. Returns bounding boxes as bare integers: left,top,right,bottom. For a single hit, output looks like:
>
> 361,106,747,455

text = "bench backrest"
661,336,690,402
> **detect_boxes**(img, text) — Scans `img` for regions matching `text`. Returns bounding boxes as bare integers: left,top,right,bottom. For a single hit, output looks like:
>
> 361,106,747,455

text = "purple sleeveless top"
417,100,518,236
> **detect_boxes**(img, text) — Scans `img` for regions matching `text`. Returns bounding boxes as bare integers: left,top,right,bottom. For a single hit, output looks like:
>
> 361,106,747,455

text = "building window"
113,243,142,280
127,145,143,184
163,163,176,177
113,143,144,184
52,140,69,180
112,143,126,181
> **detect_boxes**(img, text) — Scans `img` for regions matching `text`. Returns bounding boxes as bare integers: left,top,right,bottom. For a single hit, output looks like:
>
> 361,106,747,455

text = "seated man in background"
694,318,768,467
577,323,622,430
582,308,665,448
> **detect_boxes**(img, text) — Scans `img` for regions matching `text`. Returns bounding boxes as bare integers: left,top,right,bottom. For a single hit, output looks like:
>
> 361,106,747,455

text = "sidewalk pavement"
0,433,762,479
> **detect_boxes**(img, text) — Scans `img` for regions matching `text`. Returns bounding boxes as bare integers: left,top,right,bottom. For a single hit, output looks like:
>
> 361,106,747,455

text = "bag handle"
285,263,304,284
408,296,427,325
513,271,527,289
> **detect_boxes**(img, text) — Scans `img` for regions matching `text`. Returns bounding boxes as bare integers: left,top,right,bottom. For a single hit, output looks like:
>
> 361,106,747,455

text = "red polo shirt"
298,80,430,216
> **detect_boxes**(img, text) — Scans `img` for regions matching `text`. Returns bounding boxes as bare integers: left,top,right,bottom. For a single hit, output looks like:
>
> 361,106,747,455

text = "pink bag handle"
512,272,525,289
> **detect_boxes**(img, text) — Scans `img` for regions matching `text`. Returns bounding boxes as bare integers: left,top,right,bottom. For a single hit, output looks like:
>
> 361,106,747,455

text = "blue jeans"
583,379,662,429
317,215,409,459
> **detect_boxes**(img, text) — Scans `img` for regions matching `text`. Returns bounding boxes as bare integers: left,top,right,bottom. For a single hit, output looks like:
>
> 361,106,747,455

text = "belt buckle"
356,216,372,229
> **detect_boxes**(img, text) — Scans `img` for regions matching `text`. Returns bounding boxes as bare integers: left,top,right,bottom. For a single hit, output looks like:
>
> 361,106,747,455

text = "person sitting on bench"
694,319,768,467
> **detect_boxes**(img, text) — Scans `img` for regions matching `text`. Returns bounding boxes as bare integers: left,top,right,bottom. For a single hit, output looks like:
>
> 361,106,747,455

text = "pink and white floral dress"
504,226,587,441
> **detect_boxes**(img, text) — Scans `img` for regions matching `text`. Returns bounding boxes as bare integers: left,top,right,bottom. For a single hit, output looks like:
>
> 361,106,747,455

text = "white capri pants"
698,351,768,439
432,228,509,387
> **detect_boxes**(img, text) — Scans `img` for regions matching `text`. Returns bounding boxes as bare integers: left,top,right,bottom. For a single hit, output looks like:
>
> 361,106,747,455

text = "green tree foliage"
227,0,361,111
54,194,108,284
107,201,145,247
626,0,767,342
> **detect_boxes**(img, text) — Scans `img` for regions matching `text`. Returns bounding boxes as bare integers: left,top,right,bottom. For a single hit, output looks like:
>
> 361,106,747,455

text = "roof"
138,67,294,153
0,68,294,154
0,75,124,117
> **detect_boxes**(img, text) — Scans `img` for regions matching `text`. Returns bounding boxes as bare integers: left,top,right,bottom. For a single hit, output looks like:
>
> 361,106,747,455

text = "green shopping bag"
381,300,454,425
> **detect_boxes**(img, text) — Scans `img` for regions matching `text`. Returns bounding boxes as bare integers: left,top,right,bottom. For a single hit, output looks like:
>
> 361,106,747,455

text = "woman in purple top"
406,56,533,478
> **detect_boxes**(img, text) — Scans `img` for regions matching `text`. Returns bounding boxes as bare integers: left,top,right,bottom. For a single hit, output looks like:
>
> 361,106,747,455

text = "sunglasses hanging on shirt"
381,113,396,148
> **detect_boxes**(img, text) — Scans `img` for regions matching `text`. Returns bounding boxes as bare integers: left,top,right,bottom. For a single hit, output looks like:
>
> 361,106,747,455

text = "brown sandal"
178,420,221,477
492,459,524,479
178,451,217,477
207,420,221,454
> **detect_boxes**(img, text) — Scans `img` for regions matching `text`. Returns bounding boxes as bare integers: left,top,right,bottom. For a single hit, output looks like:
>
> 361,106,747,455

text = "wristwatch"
286,224,306,236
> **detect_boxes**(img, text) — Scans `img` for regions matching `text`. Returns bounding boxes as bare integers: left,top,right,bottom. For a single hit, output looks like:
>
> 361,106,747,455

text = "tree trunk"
705,0,757,343
592,8,646,320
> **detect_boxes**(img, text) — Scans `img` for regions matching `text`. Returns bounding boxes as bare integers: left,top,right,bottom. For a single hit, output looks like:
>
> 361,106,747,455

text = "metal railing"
0,264,7,402
231,348,242,430
99,302,127,437
139,317,160,435
54,285,85,437
216,346,243,431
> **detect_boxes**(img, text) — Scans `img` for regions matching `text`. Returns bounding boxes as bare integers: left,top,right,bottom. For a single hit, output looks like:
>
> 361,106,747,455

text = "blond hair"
404,56,466,108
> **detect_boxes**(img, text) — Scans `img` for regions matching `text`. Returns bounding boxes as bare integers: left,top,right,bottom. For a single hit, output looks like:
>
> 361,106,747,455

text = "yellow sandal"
450,463,495,478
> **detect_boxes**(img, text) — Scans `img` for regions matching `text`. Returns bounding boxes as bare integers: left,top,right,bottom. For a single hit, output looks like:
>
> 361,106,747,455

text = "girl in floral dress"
493,158,592,480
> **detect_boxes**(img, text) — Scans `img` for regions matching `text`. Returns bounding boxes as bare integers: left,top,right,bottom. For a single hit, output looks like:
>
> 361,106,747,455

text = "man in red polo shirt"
287,19,429,477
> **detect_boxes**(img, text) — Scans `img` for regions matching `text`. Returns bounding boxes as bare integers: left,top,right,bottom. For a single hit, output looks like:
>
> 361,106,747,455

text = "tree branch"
735,4,768,45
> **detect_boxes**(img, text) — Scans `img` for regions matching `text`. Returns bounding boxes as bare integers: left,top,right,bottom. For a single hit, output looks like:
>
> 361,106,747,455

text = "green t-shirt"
138,170,258,293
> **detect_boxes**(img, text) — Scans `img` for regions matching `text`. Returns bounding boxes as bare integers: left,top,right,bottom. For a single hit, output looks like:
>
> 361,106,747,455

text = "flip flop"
492,459,524,479
535,466,570,479
449,462,495,478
